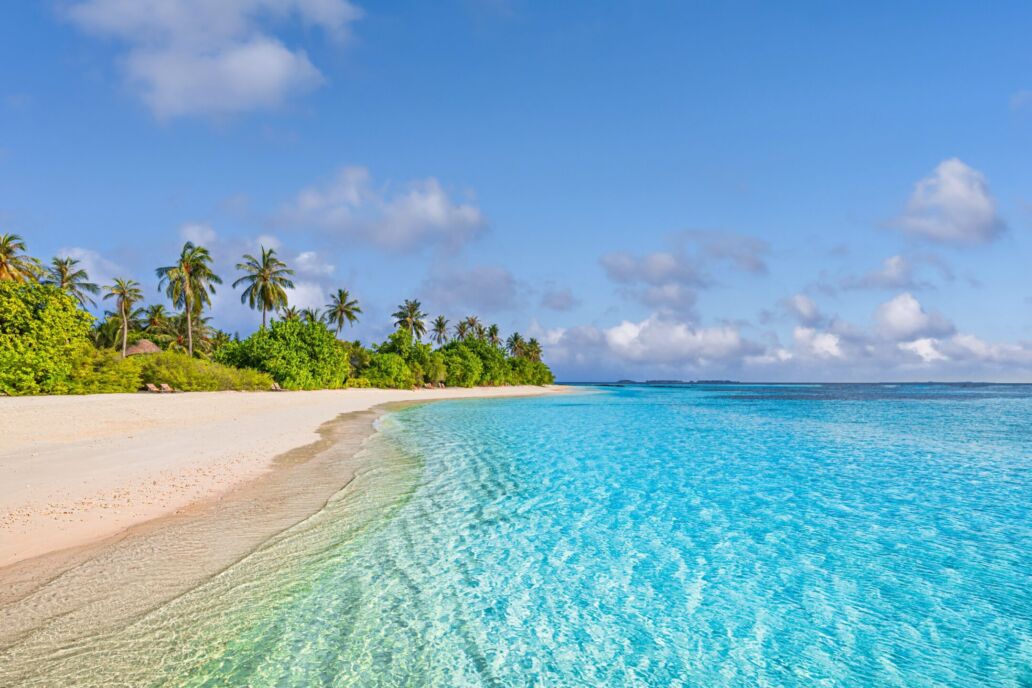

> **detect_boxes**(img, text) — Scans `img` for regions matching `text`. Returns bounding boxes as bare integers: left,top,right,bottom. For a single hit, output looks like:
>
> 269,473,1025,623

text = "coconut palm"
462,315,484,340
165,312,215,356
526,338,543,363
142,304,171,333
44,256,100,307
0,233,43,282
431,316,449,345
233,246,294,330
301,307,321,324
486,323,501,348
506,332,526,358
104,278,143,357
454,320,470,340
392,299,427,339
157,242,222,357
324,289,361,336
280,306,301,321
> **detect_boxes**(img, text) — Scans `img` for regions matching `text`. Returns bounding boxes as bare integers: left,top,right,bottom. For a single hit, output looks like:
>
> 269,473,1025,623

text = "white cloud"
899,338,947,363
284,280,326,310
294,250,334,276
874,293,954,341
179,222,217,244
793,326,844,359
280,166,487,251
896,158,1004,244
842,255,919,290
65,0,361,118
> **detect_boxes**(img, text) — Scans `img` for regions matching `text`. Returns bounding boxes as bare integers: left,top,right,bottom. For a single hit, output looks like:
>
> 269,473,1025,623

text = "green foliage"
363,352,415,389
138,352,273,391
443,344,483,387
66,349,142,394
509,356,555,385
215,319,349,390
0,282,95,395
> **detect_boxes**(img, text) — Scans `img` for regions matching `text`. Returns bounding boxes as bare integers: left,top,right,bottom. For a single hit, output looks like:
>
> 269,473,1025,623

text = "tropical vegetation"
0,234,554,395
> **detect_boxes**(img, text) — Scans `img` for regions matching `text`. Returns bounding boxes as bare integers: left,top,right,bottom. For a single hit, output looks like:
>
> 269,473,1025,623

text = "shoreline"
0,385,565,570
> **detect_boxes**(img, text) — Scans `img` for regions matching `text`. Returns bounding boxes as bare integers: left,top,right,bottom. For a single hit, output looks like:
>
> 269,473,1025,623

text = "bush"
509,357,555,385
443,344,483,387
0,283,95,395
364,352,415,389
215,320,349,390
67,349,143,394
139,352,274,391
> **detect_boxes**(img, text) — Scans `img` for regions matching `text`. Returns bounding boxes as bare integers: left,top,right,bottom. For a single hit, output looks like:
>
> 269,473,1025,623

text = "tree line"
0,233,552,394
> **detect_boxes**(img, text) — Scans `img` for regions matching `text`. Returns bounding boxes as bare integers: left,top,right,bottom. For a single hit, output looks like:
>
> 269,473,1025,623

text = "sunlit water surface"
5,384,1031,686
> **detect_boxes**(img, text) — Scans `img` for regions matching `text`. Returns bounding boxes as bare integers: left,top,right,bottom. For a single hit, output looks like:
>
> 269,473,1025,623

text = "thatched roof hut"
125,339,161,356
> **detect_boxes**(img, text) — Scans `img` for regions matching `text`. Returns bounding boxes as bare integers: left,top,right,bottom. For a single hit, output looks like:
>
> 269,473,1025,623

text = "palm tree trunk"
262,306,267,329
121,301,128,358
186,301,193,357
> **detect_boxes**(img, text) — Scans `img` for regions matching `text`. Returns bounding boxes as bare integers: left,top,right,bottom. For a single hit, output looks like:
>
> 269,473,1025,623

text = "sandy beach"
0,386,561,569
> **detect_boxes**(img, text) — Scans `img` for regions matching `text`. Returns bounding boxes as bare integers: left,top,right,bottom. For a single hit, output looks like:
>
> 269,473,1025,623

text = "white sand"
0,386,562,568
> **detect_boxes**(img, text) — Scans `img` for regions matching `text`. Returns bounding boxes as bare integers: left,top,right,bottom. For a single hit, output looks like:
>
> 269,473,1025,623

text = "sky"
2,0,1031,382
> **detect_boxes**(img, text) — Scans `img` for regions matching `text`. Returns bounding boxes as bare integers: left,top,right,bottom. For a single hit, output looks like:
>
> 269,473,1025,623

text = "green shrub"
139,352,274,391
443,344,483,387
67,349,143,394
0,282,95,395
215,320,349,390
509,357,555,385
364,352,415,389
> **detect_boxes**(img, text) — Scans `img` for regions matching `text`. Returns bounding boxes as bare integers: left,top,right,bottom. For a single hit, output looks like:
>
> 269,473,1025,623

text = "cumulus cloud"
896,158,1005,244
793,326,844,359
874,293,954,341
294,250,334,276
280,166,487,251
421,265,522,313
284,280,327,310
842,255,921,290
540,286,580,312
65,0,361,118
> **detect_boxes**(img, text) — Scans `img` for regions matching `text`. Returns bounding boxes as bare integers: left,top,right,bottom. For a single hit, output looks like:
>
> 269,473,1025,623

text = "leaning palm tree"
280,306,301,321
301,307,321,324
431,315,449,345
156,241,222,357
392,299,427,339
0,233,43,282
104,278,143,358
44,256,99,307
233,246,294,329
324,289,362,336
486,323,501,348
506,332,526,358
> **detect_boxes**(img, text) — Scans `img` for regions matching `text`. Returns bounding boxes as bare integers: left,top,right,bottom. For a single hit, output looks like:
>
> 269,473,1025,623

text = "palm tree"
324,289,362,336
280,306,301,321
0,233,43,282
486,323,501,348
142,304,171,333
392,299,427,339
44,257,99,307
526,338,543,363
431,315,449,345
463,315,484,340
233,246,294,330
506,332,526,358
157,242,222,357
104,278,143,357
301,307,321,324
454,320,470,340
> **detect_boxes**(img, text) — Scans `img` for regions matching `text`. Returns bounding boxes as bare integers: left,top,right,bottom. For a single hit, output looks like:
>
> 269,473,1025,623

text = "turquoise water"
7,384,1031,686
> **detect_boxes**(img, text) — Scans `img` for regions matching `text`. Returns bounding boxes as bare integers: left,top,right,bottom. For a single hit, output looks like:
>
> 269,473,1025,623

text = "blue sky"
2,1,1031,381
